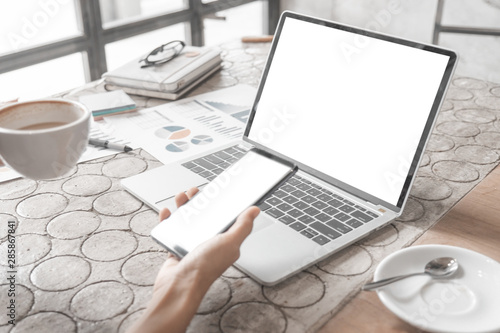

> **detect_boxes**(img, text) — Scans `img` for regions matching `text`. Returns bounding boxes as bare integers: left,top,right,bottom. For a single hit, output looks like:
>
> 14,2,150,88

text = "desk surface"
319,163,500,332
1,41,500,333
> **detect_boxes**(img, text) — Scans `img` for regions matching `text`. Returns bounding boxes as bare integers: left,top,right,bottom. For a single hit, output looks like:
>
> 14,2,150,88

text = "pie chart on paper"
165,141,190,153
191,135,213,145
155,125,191,140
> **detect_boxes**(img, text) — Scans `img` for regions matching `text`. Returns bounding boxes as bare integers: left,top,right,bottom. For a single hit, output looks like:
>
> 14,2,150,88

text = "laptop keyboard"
182,145,380,246
256,175,379,245
181,145,247,181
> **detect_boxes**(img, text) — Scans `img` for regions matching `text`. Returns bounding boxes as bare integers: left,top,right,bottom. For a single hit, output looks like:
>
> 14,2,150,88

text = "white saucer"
374,245,500,333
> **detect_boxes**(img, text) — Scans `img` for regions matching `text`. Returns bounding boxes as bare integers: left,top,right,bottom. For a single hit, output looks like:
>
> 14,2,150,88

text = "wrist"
169,264,210,311
128,266,208,333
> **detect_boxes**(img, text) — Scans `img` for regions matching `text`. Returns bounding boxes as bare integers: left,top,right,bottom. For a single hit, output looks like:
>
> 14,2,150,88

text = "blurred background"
1,0,499,101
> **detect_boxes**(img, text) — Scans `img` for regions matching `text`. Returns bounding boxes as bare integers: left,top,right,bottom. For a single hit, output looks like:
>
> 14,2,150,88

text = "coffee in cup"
0,99,91,180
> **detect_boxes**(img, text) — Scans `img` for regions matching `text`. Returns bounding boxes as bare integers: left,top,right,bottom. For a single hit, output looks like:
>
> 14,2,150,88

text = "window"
105,23,186,71
0,1,80,56
0,0,280,100
0,53,86,101
99,0,187,28
203,2,264,46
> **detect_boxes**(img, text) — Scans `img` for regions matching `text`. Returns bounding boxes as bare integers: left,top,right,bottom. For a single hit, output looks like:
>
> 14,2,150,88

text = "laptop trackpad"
155,165,208,209
122,164,208,212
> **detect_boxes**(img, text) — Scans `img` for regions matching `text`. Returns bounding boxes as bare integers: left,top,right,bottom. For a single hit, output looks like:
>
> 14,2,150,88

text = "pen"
89,138,132,152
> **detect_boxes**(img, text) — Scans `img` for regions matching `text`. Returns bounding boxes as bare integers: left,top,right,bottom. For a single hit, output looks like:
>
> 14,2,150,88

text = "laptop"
122,11,457,285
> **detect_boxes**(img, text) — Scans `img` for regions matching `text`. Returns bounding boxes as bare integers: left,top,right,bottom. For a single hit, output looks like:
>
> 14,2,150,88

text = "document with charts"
103,84,256,165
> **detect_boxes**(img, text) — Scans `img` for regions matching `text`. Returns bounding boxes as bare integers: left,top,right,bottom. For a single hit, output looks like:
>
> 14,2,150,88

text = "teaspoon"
362,257,458,291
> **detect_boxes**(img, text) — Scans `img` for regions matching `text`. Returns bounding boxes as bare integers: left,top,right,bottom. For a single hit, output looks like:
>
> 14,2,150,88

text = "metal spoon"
362,257,458,291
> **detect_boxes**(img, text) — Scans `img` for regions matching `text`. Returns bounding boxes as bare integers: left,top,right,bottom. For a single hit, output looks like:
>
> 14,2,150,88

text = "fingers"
174,187,199,208
177,206,260,287
167,189,258,250
186,187,199,199
174,192,189,208
159,208,171,221
161,188,198,222
225,206,260,245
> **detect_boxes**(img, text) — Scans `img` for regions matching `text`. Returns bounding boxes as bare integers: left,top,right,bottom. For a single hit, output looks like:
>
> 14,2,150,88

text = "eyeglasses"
139,40,185,68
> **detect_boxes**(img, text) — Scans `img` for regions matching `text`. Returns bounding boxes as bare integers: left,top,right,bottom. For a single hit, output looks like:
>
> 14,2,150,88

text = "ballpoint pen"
88,138,132,152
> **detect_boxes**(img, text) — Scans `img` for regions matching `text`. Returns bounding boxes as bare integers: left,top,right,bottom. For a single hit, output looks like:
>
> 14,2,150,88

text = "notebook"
121,11,457,285
102,45,221,96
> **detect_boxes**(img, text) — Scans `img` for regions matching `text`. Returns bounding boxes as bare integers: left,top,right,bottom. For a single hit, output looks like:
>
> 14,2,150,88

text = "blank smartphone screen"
151,149,295,256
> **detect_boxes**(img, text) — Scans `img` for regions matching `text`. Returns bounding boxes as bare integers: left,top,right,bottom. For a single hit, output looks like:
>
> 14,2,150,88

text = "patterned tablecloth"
1,41,500,333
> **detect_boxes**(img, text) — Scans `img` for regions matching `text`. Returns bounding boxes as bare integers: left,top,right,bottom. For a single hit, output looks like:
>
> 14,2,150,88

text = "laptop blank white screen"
248,17,450,206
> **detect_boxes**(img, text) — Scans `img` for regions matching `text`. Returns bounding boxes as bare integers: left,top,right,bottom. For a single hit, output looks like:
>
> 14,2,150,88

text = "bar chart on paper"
168,99,249,140
189,100,250,140
202,100,251,123
191,113,241,139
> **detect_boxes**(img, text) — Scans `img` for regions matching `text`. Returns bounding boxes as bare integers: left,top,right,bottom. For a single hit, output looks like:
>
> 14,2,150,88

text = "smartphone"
151,148,297,258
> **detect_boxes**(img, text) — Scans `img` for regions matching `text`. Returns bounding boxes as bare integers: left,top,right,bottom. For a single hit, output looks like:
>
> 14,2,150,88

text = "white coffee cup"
0,99,91,180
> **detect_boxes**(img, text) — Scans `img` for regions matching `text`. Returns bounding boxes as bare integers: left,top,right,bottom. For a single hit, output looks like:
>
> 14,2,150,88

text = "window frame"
0,0,279,81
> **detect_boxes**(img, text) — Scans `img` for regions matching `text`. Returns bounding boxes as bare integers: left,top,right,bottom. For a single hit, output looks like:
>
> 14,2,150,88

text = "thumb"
224,206,260,245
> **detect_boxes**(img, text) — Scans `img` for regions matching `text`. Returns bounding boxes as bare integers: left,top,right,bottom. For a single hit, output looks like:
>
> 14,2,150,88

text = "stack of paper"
79,90,137,120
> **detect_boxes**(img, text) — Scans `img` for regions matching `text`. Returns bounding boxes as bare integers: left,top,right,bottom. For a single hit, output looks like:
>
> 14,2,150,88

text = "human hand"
155,187,260,293
127,187,260,333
